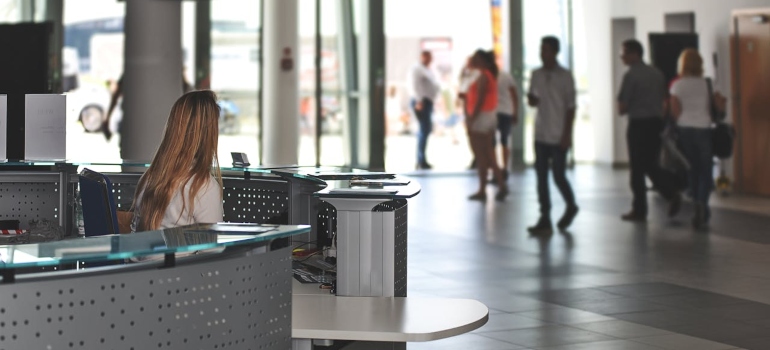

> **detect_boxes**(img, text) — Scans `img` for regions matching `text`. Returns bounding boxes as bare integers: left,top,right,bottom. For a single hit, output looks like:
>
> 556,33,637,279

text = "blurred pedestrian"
407,51,441,170
527,36,579,234
669,48,726,228
466,50,508,201
617,39,681,222
495,66,519,181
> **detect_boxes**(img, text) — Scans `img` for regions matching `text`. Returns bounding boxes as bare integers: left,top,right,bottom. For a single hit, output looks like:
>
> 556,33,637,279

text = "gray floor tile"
666,321,769,343
611,309,715,328
482,325,616,348
515,306,614,325
474,313,552,333
745,318,770,328
406,333,527,350
534,339,665,350
402,169,770,348
571,319,672,339
726,337,770,350
565,297,665,315
632,334,737,350
531,288,626,304
597,283,698,297
482,295,559,313
642,292,747,309
698,302,770,321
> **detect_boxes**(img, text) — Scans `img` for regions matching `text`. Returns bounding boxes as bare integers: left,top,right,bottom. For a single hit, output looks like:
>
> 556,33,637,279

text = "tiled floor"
404,166,770,350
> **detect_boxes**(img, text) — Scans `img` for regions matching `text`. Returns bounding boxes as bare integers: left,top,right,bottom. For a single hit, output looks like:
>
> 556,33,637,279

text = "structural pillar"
262,0,299,166
508,0,526,169
194,0,211,90
357,0,386,170
121,0,183,162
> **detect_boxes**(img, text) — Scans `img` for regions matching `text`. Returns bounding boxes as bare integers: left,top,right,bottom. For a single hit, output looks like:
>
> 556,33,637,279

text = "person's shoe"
528,217,553,235
621,211,646,222
495,187,509,202
557,205,579,230
468,192,487,201
692,203,707,229
668,193,682,218
416,162,433,170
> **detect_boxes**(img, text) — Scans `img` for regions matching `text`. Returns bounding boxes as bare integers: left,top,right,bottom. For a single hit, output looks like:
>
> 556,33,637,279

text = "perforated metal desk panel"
0,224,308,350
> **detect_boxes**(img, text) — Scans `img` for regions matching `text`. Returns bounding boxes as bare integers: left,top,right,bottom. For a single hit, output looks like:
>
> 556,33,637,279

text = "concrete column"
262,0,299,166
508,0,526,169
357,0,386,170
120,0,182,162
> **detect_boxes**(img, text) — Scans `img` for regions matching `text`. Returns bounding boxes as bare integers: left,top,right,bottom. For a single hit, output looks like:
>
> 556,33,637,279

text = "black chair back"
78,168,119,237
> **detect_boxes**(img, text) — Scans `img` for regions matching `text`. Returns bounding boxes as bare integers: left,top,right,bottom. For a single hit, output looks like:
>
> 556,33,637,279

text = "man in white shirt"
527,36,579,234
408,51,440,170
496,69,519,180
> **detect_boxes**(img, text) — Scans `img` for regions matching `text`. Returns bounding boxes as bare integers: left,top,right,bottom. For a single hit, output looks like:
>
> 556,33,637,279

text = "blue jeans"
678,127,714,215
411,98,433,165
535,142,576,217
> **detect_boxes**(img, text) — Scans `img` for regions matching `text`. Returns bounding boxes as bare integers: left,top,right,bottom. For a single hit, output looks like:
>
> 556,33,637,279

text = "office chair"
78,168,120,237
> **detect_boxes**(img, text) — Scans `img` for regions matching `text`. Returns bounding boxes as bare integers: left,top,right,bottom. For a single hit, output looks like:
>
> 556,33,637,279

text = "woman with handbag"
669,48,727,229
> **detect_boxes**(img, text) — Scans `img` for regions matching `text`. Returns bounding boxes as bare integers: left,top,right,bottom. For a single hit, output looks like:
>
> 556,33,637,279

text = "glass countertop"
0,223,309,269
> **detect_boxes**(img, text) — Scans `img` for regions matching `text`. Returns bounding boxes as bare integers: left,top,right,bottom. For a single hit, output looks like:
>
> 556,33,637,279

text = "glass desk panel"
0,223,309,269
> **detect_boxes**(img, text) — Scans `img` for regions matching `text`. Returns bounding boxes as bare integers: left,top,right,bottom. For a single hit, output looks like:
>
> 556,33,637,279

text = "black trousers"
535,142,576,217
627,118,677,216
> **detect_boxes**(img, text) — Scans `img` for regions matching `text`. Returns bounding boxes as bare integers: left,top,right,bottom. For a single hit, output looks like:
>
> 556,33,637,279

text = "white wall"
583,0,770,164
581,0,614,163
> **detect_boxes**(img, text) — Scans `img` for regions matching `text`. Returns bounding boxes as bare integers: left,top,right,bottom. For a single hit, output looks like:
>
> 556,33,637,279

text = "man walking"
527,36,579,234
408,51,440,170
617,39,681,222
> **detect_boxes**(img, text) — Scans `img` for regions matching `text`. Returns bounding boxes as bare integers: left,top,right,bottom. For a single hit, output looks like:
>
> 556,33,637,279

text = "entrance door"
732,11,770,195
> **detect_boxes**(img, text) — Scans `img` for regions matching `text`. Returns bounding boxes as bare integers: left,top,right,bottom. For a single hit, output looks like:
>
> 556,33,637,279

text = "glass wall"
61,0,262,163
63,0,125,161
522,0,592,163
209,0,261,165
384,0,493,172
298,1,346,166
0,0,20,23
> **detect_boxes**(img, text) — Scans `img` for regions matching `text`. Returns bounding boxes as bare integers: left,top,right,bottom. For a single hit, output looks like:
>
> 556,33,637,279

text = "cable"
293,248,326,263
291,240,318,251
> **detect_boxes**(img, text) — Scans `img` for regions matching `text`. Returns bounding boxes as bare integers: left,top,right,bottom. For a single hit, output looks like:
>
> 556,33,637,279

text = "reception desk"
0,223,309,350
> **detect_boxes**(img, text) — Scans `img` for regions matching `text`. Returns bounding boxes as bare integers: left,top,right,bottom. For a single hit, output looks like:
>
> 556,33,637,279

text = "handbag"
706,78,735,159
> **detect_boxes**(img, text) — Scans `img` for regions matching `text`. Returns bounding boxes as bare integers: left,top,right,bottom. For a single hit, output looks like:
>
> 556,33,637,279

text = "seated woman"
131,90,223,232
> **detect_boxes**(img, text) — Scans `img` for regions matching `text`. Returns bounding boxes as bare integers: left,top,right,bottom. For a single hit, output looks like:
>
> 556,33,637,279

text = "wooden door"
732,12,770,196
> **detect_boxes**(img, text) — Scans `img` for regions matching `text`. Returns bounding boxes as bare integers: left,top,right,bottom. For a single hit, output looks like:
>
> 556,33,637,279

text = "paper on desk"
328,188,399,195
350,179,411,186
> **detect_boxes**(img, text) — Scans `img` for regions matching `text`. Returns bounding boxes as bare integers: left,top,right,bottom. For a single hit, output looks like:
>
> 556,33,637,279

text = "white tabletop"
292,294,489,342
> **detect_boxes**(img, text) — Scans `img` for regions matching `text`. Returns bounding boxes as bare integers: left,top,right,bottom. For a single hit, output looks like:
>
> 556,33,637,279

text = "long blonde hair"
134,90,222,231
678,48,704,77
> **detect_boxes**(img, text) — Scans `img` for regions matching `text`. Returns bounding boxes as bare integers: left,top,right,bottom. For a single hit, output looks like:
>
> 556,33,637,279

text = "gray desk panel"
0,246,294,350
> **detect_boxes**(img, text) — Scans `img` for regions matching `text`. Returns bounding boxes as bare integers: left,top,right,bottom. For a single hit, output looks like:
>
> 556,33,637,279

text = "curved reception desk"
0,224,309,350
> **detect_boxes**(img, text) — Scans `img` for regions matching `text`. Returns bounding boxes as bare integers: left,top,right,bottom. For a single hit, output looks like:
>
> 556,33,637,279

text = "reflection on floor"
405,166,770,350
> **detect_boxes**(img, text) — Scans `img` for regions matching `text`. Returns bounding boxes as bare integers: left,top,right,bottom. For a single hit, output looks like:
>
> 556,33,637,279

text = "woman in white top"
131,90,223,231
669,48,726,228
495,69,519,181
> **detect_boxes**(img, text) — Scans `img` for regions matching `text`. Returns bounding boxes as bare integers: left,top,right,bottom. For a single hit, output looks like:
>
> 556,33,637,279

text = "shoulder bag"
706,78,735,159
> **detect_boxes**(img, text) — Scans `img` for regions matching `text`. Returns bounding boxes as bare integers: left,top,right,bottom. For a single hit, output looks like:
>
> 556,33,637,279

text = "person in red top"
466,50,508,201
